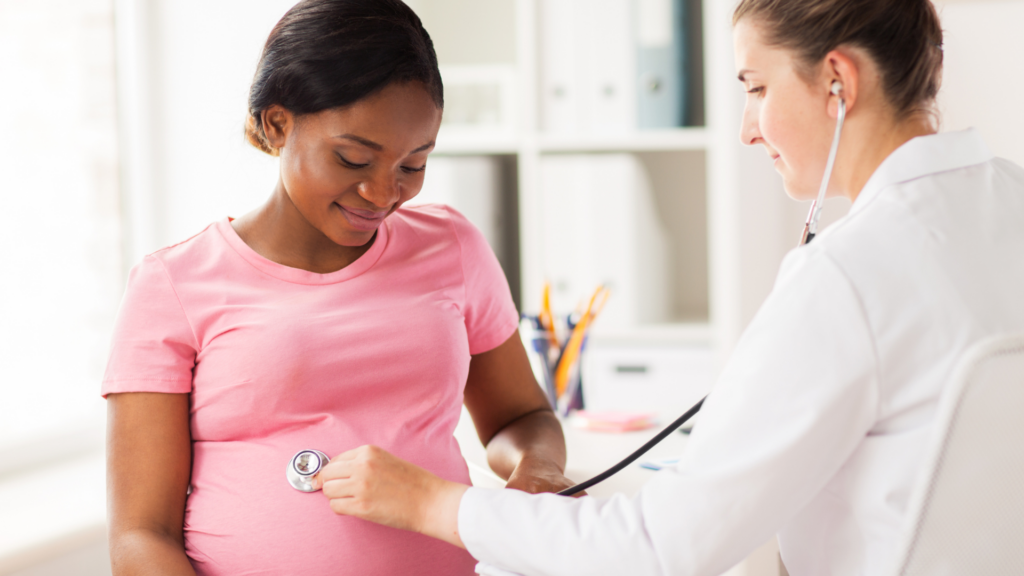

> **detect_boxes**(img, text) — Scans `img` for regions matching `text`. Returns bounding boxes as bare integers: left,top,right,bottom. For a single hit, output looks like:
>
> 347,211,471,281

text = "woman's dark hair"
245,0,443,156
733,0,943,118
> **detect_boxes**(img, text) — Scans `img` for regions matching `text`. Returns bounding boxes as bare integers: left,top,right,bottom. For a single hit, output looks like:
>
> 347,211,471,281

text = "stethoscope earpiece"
799,80,848,246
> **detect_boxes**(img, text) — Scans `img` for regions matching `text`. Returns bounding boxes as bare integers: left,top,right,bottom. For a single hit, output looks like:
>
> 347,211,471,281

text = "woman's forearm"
106,393,194,576
110,528,197,576
485,408,567,482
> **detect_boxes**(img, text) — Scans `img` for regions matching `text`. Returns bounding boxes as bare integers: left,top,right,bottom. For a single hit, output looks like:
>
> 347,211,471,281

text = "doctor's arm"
315,328,570,546
319,250,881,574
107,392,197,576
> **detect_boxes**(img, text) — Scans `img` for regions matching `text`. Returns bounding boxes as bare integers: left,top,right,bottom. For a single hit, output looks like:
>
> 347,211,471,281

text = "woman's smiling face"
267,81,443,247
734,20,836,201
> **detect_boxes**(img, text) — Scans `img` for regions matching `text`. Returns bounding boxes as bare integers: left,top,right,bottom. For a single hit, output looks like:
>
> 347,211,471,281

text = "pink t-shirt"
102,205,519,575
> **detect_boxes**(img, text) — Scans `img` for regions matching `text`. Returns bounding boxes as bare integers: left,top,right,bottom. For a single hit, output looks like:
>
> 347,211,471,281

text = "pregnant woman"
102,1,572,574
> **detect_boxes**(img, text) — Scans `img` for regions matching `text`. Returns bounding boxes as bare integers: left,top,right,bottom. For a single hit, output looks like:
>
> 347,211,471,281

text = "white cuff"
458,486,486,557
475,561,525,576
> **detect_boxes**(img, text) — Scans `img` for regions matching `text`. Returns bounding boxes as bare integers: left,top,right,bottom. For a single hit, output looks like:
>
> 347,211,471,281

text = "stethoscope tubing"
802,96,847,244
557,396,706,496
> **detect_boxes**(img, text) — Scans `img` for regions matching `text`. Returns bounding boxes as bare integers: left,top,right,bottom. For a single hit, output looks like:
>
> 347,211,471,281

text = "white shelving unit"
536,128,708,152
420,0,803,363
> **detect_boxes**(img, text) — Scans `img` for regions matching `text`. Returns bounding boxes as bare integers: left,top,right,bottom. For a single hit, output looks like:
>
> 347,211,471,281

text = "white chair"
893,333,1024,575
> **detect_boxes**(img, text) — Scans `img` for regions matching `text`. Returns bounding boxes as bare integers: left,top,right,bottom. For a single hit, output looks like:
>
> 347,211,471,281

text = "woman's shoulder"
391,203,482,244
388,203,501,275
132,219,232,281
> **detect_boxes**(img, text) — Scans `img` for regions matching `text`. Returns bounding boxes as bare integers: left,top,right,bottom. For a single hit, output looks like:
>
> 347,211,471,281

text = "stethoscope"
287,81,848,497
287,449,330,492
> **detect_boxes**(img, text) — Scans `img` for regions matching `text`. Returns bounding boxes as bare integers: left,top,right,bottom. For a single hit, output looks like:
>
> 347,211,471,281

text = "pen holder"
520,314,588,415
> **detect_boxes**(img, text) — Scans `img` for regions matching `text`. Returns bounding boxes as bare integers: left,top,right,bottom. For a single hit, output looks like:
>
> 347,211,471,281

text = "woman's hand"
316,445,468,548
505,455,580,496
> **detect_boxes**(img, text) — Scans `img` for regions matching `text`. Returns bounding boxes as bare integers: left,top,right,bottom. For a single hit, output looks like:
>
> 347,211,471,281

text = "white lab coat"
458,129,1024,576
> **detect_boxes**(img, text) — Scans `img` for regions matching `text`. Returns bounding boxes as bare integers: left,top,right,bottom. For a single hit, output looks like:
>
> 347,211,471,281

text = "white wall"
0,0,120,449
935,0,1024,167
117,0,295,263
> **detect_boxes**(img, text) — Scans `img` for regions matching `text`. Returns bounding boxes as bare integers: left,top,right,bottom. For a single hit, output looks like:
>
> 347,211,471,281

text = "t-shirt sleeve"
444,206,520,355
101,255,198,397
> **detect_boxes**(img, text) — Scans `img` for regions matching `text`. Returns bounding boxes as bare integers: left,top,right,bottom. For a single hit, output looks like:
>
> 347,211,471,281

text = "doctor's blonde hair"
733,0,943,118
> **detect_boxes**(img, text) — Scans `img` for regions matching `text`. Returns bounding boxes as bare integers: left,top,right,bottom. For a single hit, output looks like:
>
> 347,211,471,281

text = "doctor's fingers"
321,478,374,519
310,462,349,492
319,446,415,492
316,445,387,483
322,473,423,532
332,443,386,463
321,476,362,501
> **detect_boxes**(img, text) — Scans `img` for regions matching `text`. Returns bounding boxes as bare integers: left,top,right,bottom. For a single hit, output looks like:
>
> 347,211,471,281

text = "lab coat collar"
851,128,993,214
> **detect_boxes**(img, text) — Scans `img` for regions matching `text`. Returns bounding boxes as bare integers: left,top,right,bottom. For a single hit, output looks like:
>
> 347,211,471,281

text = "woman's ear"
262,105,293,149
824,48,861,118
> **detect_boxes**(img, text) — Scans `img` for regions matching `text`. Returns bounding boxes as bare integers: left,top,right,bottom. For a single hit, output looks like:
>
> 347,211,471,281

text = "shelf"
433,128,519,155
432,128,710,156
538,128,708,153
587,322,712,346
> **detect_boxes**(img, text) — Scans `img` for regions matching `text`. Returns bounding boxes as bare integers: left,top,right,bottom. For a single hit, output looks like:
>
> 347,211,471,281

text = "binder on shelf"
539,0,636,133
539,0,581,133
578,0,636,133
636,0,688,129
539,154,671,329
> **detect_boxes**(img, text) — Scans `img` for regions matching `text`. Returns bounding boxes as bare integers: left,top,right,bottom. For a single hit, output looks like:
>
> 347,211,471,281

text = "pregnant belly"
184,439,474,575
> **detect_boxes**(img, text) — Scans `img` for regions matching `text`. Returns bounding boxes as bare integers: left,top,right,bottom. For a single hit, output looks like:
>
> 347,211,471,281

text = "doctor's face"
270,81,442,247
734,20,836,201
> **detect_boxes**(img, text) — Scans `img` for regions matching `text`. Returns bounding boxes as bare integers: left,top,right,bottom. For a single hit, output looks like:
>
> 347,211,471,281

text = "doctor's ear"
822,49,861,118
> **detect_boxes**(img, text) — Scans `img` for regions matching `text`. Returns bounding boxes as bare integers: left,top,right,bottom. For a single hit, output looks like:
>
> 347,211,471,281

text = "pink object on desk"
572,410,657,432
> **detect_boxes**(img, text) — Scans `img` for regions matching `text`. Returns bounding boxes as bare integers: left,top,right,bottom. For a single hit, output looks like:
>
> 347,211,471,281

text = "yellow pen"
538,281,560,349
554,286,609,398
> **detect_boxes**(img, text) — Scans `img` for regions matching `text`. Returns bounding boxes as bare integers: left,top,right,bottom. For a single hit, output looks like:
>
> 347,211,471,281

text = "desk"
454,407,688,498
454,409,783,576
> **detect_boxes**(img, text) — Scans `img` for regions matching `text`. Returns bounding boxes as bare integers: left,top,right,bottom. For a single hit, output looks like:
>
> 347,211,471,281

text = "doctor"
313,0,1024,574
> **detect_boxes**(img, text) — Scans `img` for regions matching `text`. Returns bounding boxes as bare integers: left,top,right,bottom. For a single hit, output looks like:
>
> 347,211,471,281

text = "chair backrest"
893,333,1024,575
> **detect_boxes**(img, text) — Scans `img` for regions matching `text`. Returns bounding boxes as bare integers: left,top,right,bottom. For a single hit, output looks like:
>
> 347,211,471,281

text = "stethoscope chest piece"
287,449,330,492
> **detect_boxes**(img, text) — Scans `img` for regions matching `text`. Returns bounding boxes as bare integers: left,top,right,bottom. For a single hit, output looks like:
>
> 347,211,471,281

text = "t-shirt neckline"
215,216,389,285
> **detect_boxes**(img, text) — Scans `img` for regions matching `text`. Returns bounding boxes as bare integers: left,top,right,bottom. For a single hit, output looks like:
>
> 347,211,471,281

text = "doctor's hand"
314,445,468,549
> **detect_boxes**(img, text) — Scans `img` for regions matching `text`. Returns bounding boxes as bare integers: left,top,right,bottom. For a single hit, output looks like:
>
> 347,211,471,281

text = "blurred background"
0,0,1020,574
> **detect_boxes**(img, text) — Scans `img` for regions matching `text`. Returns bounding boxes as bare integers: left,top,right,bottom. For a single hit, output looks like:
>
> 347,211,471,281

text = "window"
0,0,120,459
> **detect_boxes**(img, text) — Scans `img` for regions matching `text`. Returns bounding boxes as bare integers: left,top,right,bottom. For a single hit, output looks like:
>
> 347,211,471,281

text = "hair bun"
244,113,279,157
